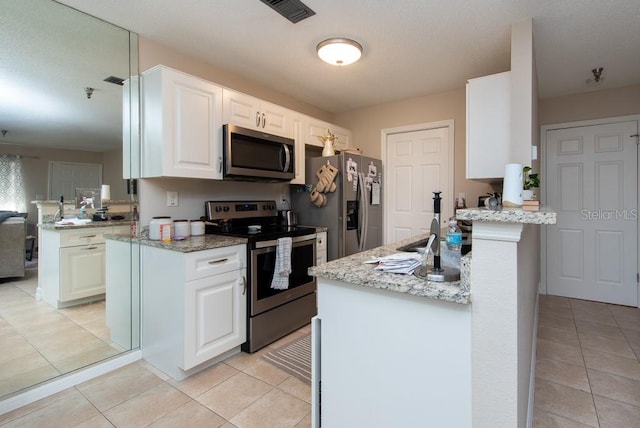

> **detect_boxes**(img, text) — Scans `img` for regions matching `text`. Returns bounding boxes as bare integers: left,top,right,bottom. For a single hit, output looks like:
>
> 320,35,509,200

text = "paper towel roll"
101,184,111,201
502,163,523,207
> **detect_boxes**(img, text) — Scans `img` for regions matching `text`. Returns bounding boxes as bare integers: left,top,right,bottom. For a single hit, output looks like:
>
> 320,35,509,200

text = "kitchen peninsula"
309,206,556,428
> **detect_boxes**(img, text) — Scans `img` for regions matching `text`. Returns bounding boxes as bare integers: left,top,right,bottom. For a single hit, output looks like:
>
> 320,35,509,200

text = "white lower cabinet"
316,231,327,265
60,244,106,302
40,225,128,309
142,244,247,380
184,270,245,369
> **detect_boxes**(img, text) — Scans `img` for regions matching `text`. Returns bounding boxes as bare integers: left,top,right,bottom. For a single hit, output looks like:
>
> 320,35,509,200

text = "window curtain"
0,154,26,212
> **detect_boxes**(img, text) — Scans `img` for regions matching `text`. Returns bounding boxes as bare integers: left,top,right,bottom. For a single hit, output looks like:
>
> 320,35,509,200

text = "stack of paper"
368,253,423,275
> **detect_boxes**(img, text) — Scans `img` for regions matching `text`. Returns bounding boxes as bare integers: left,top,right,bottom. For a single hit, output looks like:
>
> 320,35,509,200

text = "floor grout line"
537,296,640,427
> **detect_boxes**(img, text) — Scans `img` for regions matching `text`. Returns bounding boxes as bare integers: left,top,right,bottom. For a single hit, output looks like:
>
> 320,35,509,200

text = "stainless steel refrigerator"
293,153,383,261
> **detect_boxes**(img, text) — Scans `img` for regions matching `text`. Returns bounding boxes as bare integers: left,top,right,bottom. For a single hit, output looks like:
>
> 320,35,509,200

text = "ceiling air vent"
259,0,315,23
103,75,125,86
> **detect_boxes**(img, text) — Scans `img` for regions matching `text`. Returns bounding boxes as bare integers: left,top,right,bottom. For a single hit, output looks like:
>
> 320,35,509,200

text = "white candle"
101,184,111,201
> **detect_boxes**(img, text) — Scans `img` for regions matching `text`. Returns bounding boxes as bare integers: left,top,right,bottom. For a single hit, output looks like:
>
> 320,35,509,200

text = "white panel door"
49,161,102,201
385,126,452,243
546,120,638,306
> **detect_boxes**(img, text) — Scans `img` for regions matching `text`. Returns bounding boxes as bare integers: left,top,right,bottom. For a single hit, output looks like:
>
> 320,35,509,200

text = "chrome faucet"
55,195,64,221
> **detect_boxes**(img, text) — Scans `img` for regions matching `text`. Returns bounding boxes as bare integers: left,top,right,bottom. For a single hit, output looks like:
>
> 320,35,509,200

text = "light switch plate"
167,191,178,207
531,145,538,160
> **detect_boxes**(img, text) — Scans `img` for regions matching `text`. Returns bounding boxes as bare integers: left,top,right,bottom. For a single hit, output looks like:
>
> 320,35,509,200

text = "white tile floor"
0,269,123,397
0,326,312,428
2,285,639,427
533,295,640,427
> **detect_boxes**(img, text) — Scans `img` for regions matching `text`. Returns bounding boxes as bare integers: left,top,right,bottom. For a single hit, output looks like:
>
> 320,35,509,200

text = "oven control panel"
206,200,277,220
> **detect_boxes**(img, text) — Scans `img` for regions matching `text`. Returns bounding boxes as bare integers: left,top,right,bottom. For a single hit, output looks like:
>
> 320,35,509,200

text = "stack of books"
522,199,540,211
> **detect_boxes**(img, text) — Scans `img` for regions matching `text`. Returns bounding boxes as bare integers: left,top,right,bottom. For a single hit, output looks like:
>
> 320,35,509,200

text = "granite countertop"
39,220,131,230
106,232,247,253
32,199,131,205
455,206,556,224
310,233,471,304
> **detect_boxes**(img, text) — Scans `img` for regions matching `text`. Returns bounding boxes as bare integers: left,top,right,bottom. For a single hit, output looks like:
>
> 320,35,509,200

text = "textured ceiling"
2,0,640,152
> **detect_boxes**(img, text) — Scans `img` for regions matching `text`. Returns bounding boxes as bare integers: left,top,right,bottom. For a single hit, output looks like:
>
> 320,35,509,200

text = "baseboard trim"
0,350,142,415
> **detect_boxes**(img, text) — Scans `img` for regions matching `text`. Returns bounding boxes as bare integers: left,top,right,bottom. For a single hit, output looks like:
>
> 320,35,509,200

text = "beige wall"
138,37,332,122
539,84,640,126
102,149,128,201
0,144,122,230
334,88,493,209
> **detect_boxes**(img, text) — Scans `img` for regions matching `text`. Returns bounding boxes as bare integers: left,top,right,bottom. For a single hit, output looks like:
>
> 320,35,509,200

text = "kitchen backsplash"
138,178,291,226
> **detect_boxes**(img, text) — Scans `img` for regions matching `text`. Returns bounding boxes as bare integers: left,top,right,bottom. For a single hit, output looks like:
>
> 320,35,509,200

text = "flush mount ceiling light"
316,38,363,66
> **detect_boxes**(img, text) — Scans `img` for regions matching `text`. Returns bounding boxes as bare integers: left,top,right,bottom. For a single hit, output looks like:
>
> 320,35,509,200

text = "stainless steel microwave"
223,124,295,181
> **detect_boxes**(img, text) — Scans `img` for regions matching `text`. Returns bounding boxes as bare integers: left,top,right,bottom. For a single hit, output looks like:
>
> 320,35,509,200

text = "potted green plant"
522,166,540,200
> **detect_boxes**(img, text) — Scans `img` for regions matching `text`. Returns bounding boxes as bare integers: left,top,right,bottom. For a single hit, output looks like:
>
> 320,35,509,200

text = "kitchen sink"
396,238,431,253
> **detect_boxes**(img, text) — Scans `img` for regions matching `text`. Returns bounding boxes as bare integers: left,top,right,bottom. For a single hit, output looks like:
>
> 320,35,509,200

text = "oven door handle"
254,233,317,249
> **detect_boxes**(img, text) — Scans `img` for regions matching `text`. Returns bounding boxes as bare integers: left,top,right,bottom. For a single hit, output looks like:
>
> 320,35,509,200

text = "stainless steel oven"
246,233,316,352
205,200,317,353
251,234,316,316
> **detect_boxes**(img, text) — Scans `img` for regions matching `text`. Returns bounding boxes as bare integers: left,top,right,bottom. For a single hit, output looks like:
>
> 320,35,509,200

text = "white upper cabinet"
290,113,307,185
141,65,224,179
466,71,511,179
291,115,354,185
223,89,291,138
306,118,351,151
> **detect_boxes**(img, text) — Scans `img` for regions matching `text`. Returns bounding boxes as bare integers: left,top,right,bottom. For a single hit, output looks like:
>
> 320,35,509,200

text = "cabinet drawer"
185,244,246,281
60,228,108,247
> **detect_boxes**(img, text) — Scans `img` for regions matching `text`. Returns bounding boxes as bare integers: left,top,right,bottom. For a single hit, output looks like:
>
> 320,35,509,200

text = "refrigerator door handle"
361,172,369,251
355,173,362,250
357,172,369,252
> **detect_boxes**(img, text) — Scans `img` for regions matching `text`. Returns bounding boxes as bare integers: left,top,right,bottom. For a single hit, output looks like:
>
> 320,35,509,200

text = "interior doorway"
543,116,639,307
382,121,454,244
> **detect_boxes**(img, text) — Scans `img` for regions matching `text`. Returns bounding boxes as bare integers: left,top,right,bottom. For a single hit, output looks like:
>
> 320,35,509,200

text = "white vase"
522,189,534,200
322,140,335,156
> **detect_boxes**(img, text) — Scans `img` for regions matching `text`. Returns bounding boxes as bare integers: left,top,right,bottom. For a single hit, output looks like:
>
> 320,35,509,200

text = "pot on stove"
280,210,298,227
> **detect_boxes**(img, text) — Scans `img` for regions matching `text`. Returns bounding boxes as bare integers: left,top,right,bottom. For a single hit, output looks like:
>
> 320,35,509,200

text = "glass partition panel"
0,0,139,399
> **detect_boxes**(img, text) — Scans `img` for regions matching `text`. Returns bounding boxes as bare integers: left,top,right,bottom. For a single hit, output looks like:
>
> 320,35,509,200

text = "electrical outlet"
167,191,179,207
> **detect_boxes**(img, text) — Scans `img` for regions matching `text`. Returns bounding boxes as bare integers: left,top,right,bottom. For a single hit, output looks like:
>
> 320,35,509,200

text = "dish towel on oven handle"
271,237,292,290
